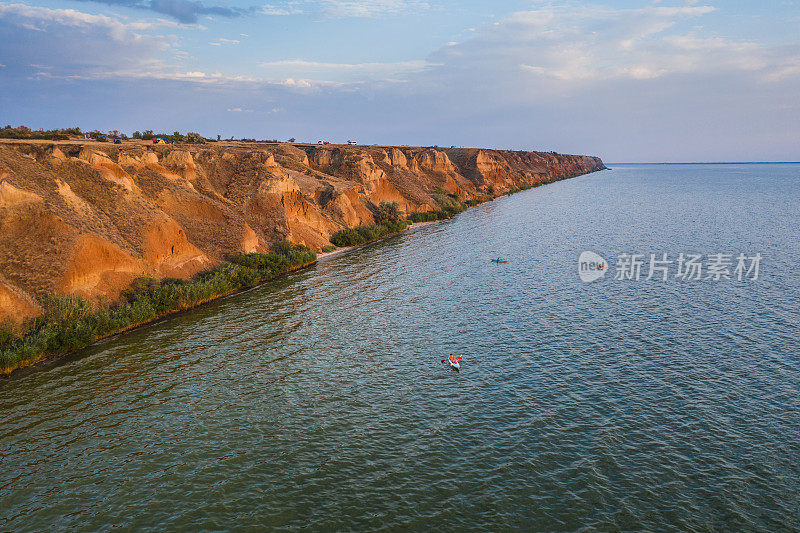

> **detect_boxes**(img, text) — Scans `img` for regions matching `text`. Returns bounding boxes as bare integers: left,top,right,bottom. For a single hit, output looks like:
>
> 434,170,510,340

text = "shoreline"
0,253,317,378
0,169,605,379
316,220,441,262
6,220,445,377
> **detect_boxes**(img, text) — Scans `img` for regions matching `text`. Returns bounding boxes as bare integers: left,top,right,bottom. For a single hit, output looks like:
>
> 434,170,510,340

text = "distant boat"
491,258,508,263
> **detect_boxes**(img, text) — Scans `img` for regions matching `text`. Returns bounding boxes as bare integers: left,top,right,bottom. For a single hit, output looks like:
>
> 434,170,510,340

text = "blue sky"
1,0,798,161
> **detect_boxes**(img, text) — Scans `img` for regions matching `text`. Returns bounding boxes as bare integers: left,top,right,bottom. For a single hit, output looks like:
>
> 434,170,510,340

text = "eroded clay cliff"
0,140,605,325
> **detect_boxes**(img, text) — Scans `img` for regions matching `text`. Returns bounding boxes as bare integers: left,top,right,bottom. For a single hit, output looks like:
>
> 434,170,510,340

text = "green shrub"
0,125,78,141
321,245,336,253
406,192,492,223
329,221,409,248
408,210,444,223
374,201,402,225
0,323,14,348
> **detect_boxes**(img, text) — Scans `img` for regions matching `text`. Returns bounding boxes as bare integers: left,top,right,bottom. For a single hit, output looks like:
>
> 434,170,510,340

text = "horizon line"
607,161,800,165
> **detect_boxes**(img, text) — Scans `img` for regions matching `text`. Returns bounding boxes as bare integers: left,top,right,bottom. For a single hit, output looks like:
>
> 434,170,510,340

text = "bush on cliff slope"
329,202,410,247
0,323,13,348
329,221,410,248
407,192,485,223
374,201,403,225
0,243,315,374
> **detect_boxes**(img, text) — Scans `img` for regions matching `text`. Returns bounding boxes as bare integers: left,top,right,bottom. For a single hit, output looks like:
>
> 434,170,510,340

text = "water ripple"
2,164,800,530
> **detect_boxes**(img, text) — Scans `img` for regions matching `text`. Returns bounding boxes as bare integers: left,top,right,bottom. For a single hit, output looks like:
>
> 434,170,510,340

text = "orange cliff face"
0,140,605,326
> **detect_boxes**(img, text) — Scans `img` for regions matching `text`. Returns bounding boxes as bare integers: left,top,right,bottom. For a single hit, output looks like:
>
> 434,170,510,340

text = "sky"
0,0,799,162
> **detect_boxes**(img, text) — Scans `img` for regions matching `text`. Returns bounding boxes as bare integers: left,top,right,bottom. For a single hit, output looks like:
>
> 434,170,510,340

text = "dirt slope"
0,140,605,325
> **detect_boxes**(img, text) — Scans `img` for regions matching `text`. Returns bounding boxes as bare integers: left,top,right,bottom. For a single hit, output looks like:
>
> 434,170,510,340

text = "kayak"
491,259,508,263
449,360,461,371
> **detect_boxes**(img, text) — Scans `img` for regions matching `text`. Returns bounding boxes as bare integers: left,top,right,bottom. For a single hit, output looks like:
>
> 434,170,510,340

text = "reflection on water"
2,164,799,530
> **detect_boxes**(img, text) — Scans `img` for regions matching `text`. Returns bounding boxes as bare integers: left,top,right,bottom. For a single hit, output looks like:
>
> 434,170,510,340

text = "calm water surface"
1,164,799,531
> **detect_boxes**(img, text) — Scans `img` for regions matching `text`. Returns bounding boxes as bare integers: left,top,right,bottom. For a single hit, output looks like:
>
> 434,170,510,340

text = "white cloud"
0,2,174,76
259,59,431,82
260,3,304,15
426,2,799,90
5,0,797,97
280,77,313,87
89,69,263,83
245,0,429,18
224,106,283,113
0,2,171,39
318,0,428,18
0,3,333,88
209,37,240,45
58,65,351,91
3,1,798,163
